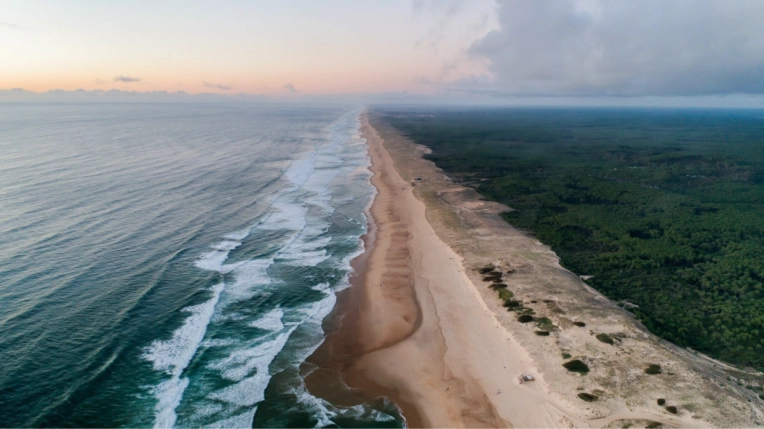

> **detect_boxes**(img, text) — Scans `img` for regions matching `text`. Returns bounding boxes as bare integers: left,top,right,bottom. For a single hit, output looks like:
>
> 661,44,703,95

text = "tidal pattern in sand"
0,103,402,427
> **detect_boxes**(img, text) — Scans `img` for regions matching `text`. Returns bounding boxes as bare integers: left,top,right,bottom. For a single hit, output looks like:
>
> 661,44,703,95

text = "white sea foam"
209,330,292,398
221,258,274,303
194,241,241,272
202,338,237,348
287,383,397,427
258,200,308,232
148,108,379,428
203,286,337,427
143,283,224,428
223,229,250,241
278,230,331,267
249,307,284,331
144,283,224,375
151,376,189,429
212,240,240,251
284,155,317,187
207,410,257,429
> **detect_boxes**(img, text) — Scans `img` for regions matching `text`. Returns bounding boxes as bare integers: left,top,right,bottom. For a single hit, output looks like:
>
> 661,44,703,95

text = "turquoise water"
0,103,402,427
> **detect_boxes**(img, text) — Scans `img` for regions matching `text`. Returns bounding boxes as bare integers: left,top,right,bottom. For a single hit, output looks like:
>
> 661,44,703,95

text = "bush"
536,317,555,331
657,398,666,406
577,393,598,402
573,321,586,327
665,406,678,414
535,331,550,336
482,271,502,282
645,422,662,429
645,364,662,375
478,266,495,274
503,299,521,308
596,333,615,345
759,393,764,400
563,359,590,374
518,314,535,323
498,289,514,300
490,283,508,289
562,352,572,359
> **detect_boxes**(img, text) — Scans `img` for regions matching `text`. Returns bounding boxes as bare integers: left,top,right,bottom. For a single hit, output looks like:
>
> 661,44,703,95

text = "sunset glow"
1,0,496,96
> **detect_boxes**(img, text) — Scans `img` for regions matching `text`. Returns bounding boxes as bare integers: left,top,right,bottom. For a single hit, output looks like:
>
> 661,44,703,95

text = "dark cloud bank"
463,0,764,97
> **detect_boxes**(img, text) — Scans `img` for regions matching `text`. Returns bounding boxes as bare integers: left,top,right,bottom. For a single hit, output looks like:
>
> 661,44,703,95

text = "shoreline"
308,112,563,427
304,111,425,426
305,110,764,428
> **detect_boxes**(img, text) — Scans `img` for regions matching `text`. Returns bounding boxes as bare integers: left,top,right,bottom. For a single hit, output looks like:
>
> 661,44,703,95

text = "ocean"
0,103,403,428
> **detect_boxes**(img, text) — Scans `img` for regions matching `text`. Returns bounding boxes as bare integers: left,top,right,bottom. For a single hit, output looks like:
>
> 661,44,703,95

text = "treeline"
381,107,764,370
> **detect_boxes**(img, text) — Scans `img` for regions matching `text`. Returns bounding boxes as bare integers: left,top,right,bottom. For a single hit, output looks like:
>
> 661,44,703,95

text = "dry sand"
306,111,764,428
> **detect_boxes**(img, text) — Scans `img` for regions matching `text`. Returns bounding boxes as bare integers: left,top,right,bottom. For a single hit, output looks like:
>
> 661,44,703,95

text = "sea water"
0,103,403,427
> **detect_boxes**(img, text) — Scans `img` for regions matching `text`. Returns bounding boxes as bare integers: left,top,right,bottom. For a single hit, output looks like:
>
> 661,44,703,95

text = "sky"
3,0,764,106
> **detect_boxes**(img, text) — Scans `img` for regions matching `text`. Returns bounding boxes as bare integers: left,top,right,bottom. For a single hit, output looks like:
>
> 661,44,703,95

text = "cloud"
412,0,466,17
0,22,20,29
283,83,298,93
114,75,141,83
465,0,764,96
203,81,232,91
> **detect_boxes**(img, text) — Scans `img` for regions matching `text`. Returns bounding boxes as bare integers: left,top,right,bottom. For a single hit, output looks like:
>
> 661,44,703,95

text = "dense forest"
381,107,764,370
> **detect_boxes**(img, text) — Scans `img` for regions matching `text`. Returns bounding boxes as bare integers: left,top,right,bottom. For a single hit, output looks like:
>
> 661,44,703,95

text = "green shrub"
665,406,678,414
596,333,615,345
490,283,508,289
577,392,597,402
657,398,666,406
645,364,662,375
562,352,572,359
759,393,764,400
536,317,555,331
573,321,586,327
483,271,502,279
498,289,513,300
535,331,550,336
503,299,521,308
645,422,662,428
563,359,590,374
478,266,495,274
517,314,534,323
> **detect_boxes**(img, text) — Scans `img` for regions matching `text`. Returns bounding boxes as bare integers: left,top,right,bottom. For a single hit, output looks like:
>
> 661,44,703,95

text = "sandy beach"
306,110,764,428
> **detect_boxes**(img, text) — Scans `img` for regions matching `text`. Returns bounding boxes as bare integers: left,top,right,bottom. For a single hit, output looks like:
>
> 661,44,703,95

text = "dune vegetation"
382,107,764,370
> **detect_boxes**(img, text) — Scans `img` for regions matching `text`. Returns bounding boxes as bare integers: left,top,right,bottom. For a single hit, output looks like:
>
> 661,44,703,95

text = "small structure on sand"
518,374,535,384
